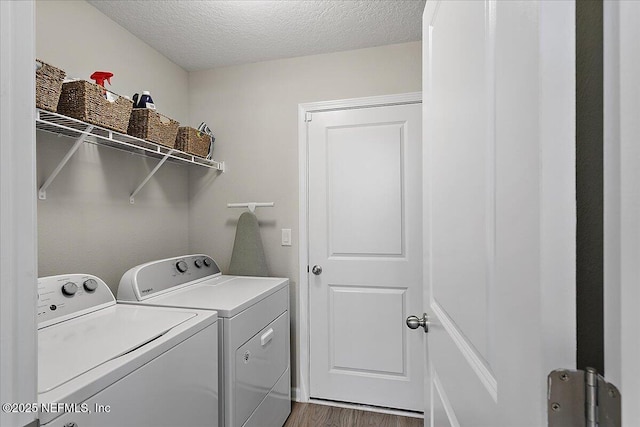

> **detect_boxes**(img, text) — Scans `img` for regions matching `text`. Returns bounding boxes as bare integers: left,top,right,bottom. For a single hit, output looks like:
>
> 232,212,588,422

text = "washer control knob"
203,258,212,267
83,278,98,292
194,259,203,268
176,260,188,273
61,282,78,296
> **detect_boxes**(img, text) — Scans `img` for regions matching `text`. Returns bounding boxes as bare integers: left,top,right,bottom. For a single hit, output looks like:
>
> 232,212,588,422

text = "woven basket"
128,109,180,148
175,127,211,158
36,59,66,112
57,81,133,133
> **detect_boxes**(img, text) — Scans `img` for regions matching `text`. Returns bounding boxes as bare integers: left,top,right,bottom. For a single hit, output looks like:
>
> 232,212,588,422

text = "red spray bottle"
90,71,113,97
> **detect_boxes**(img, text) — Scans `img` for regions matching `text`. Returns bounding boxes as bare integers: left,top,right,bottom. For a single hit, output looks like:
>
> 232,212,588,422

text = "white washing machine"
37,274,218,427
117,254,291,427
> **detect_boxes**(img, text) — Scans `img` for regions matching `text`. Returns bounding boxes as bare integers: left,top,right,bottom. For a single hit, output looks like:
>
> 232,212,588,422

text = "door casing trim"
0,2,38,427
296,92,422,403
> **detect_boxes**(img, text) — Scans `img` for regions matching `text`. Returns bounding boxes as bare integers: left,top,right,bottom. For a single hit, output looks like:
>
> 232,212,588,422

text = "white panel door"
423,1,576,425
308,103,423,411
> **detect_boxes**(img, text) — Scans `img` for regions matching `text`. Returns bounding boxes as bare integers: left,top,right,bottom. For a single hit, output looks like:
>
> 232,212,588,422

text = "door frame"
603,1,640,423
296,92,422,404
0,1,38,427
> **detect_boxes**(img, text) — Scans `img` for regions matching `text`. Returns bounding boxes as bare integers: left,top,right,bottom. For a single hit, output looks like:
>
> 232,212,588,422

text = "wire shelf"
36,109,224,170
36,108,225,203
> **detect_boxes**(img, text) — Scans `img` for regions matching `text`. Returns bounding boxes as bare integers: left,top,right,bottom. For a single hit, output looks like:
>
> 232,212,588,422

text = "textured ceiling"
87,0,425,71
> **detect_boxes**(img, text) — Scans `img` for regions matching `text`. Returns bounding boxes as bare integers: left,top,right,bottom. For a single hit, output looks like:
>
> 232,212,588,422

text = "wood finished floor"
283,402,424,427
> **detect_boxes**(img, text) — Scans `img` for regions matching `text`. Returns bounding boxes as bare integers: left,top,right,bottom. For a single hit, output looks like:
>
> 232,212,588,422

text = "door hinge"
305,112,312,122
548,367,620,427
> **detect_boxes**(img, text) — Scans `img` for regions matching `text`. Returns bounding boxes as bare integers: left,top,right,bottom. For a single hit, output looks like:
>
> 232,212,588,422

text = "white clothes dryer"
117,254,291,427
37,274,218,427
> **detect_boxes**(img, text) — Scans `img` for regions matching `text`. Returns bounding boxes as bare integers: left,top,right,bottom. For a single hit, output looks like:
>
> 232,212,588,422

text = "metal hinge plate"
548,368,621,427
305,112,312,122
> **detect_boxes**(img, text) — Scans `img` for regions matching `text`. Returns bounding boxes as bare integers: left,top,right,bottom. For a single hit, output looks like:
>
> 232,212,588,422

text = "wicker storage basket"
57,81,133,133
36,59,66,112
175,127,211,158
128,109,180,148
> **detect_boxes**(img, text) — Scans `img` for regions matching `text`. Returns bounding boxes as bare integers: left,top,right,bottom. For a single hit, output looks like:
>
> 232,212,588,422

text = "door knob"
406,313,430,333
311,265,323,275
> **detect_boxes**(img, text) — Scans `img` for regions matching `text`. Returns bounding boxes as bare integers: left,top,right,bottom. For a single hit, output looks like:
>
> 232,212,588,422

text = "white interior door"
308,102,423,411
423,1,576,425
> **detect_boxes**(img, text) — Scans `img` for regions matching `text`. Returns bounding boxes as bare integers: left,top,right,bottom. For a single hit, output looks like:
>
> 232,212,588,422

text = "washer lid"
38,305,196,394
140,276,288,317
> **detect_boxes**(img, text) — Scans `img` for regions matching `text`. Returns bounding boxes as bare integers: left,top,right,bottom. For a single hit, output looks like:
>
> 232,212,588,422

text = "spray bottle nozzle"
90,71,114,88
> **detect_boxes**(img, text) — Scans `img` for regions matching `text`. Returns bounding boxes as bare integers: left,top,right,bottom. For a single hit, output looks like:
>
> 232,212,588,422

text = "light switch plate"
281,229,292,246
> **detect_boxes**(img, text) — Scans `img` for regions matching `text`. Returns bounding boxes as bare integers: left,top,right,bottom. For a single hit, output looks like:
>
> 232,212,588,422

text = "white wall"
188,41,422,391
36,0,195,293
36,0,189,123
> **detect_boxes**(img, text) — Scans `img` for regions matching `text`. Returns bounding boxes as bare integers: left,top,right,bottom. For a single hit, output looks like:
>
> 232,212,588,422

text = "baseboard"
291,387,303,402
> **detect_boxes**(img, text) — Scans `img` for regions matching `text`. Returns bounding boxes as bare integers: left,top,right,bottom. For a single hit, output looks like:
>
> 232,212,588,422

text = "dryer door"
235,311,288,426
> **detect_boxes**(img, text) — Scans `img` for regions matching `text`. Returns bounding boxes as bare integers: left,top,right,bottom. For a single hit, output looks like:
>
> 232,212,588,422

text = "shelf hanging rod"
227,202,274,213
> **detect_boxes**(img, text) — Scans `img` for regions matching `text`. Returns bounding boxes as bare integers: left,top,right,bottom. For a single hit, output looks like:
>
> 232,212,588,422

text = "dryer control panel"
37,274,115,329
118,254,222,301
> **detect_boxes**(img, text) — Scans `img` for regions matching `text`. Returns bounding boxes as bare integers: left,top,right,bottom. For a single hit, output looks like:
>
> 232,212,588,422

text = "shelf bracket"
129,150,174,204
38,125,94,200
